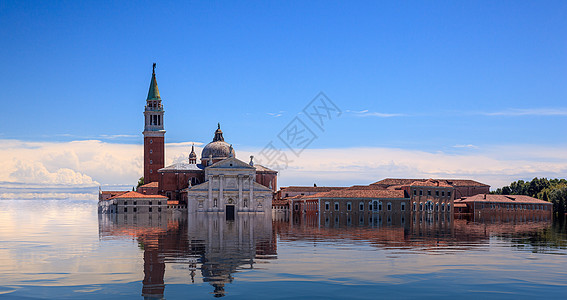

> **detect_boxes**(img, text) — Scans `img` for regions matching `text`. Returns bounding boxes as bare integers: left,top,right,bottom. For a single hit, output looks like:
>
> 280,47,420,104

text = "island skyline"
1,1,566,200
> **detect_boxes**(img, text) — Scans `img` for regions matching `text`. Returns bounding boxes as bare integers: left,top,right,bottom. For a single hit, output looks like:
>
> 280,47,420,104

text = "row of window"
324,214,406,227
479,203,549,211
324,201,404,212
124,201,162,206
413,189,451,197
147,101,161,109
412,202,451,212
148,114,162,126
123,207,162,212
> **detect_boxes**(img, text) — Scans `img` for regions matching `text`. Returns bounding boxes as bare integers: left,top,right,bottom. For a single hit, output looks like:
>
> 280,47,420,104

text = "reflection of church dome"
201,124,235,161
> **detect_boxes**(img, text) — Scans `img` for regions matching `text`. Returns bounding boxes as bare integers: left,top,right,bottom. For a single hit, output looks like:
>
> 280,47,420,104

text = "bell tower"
143,63,165,184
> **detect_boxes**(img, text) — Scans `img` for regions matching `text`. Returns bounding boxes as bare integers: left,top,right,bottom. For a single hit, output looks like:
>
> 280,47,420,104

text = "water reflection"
98,210,564,299
278,212,559,253
98,212,275,298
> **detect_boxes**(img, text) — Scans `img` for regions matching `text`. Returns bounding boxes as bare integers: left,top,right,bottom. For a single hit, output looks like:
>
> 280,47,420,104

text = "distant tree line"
492,178,567,217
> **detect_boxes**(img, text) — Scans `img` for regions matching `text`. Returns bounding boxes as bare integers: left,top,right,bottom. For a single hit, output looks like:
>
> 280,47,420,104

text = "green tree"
136,177,144,189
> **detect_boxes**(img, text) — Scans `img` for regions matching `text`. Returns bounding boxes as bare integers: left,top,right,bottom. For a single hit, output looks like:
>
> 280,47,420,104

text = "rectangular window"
387,203,392,211
447,191,451,197
378,202,382,211
149,207,152,212
401,202,406,211
427,190,431,196
149,201,152,206
419,190,423,196
334,202,339,211
158,201,161,205
124,207,127,213
442,191,445,197
435,191,439,196
133,207,137,212
325,202,330,211
413,190,417,196
369,202,373,211
347,202,352,211
359,202,364,211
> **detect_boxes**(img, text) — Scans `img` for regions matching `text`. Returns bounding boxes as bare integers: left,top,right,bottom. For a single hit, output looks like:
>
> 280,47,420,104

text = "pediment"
208,157,254,169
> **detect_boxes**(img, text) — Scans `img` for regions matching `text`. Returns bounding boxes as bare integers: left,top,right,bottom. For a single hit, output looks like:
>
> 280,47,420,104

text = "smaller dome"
189,144,197,159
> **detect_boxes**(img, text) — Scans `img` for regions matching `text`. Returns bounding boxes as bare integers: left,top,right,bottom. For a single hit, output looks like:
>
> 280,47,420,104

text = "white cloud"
481,108,567,117
346,109,406,118
1,139,566,199
452,144,479,149
267,111,285,118
243,145,567,189
10,160,98,186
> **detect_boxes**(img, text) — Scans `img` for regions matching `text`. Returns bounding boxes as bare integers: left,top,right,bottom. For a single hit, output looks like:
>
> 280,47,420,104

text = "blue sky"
0,1,566,194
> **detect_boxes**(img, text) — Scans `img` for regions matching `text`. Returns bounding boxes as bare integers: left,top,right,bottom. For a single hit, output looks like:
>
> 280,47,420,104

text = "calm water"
0,200,566,299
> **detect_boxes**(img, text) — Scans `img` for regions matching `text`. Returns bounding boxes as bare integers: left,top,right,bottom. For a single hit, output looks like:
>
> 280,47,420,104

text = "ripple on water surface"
0,200,566,299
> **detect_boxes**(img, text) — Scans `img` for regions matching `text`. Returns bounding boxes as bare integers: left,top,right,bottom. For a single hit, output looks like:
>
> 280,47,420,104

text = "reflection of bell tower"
143,63,165,184
142,245,165,298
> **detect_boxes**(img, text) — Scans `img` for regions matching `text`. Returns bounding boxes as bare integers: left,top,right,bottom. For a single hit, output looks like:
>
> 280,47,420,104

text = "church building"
140,64,277,215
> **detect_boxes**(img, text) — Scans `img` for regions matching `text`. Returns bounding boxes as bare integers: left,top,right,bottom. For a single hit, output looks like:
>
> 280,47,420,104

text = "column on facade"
238,215,243,245
219,175,224,212
249,175,254,212
219,215,224,250
238,175,243,212
208,175,213,212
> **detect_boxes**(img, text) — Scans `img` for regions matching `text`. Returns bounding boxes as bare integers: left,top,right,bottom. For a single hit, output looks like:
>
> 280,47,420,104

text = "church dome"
201,124,235,161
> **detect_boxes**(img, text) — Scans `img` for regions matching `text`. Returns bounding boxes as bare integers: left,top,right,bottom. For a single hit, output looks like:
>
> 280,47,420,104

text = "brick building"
136,64,277,207
454,194,553,217
98,191,168,214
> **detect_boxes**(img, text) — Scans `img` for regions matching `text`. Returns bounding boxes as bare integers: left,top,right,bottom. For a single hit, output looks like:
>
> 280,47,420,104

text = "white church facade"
185,157,273,219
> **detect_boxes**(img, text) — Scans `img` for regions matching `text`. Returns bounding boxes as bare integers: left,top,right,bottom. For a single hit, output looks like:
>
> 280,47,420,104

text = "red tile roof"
372,178,489,187
306,189,407,199
101,191,128,195
344,185,388,190
279,186,347,192
456,194,552,205
409,179,453,187
139,182,159,188
108,191,168,200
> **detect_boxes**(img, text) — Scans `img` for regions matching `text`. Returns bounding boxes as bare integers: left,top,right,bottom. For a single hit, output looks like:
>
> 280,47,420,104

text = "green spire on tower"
147,63,161,100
